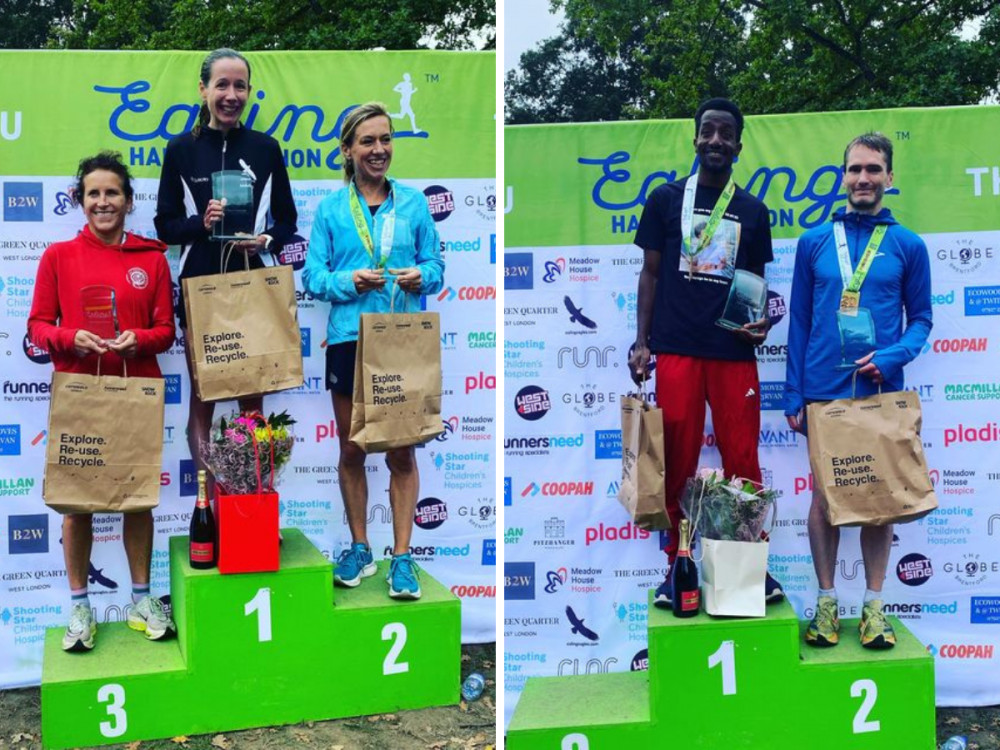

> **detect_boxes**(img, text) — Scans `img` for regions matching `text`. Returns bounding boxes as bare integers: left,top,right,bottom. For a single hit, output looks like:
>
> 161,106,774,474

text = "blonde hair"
340,102,393,183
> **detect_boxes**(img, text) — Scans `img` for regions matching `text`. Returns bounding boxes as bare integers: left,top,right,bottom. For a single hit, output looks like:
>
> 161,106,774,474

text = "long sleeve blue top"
303,178,444,345
784,207,933,416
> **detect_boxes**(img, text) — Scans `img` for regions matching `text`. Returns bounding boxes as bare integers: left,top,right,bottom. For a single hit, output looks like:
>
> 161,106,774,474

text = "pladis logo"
423,185,456,222
586,522,650,546
482,539,496,566
515,385,551,421
8,513,48,554
414,497,448,530
465,372,496,394
163,374,181,404
897,552,933,586
504,252,533,291
23,335,50,365
0,425,21,456
926,643,995,660
4,182,43,222
944,422,1000,448
543,257,565,283
504,562,536,601
436,416,459,442
277,234,308,271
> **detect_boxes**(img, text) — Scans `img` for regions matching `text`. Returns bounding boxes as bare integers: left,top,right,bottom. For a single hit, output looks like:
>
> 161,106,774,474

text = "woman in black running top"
154,48,297,476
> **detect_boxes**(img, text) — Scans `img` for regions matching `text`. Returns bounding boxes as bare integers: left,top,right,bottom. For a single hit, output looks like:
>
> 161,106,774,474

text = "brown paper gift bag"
617,393,670,530
349,292,444,453
183,252,303,402
807,389,938,526
43,365,165,514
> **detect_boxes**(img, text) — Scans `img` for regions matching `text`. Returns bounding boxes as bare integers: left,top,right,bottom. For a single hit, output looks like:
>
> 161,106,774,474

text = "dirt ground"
0,644,496,750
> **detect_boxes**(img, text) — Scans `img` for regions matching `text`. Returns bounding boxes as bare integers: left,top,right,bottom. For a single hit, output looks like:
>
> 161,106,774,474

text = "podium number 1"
245,587,272,642
97,683,127,738
382,622,409,675
708,640,737,696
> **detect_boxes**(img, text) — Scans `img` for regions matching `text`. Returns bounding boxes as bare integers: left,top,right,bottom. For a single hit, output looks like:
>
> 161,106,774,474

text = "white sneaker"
127,595,176,640
62,603,96,652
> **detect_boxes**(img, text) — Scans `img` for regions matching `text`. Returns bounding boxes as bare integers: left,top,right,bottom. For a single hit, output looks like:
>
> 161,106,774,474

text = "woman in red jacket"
28,151,176,652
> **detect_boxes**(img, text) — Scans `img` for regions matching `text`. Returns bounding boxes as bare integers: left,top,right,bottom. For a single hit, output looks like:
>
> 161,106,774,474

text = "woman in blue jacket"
303,102,444,600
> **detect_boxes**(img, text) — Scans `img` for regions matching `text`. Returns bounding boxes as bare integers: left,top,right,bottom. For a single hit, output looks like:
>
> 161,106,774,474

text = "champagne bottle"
189,470,216,569
671,519,699,618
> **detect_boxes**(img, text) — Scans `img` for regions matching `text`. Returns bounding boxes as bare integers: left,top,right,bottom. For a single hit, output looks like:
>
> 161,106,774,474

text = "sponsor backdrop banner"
0,50,496,689
504,106,1000,727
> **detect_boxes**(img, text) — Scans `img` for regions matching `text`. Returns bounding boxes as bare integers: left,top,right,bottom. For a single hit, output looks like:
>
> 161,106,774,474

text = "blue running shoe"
387,553,421,600
334,542,376,587
765,572,785,604
653,576,673,609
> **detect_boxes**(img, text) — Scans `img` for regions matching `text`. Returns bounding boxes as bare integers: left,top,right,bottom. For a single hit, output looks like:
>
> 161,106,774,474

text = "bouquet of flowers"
201,411,296,494
680,467,778,542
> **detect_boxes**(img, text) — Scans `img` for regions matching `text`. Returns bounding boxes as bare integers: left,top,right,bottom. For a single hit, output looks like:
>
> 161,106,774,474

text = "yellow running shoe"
859,599,896,650
805,595,840,647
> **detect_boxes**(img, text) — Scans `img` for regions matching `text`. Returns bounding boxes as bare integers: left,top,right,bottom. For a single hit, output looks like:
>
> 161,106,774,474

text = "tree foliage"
1,0,495,51
506,0,1000,123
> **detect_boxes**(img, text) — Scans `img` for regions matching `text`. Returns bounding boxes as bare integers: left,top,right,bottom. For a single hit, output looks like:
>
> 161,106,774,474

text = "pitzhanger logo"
543,258,565,283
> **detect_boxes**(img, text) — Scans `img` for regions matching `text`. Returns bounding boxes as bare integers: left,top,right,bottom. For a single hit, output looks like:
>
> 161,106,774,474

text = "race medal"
839,290,861,314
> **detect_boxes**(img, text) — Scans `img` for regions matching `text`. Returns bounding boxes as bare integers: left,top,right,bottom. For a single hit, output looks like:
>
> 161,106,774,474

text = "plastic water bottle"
461,672,485,701
941,736,967,750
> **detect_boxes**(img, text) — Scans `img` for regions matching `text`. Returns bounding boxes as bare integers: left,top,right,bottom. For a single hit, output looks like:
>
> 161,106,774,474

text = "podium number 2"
382,622,409,675
851,679,880,733
245,587,272,642
562,733,589,750
97,683,127,738
708,640,737,696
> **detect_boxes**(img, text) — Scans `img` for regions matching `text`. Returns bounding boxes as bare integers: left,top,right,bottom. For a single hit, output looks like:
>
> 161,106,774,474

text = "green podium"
507,594,935,749
41,529,461,749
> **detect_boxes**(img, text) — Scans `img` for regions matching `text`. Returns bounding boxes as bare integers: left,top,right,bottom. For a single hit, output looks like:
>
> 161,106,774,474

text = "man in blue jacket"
784,132,932,649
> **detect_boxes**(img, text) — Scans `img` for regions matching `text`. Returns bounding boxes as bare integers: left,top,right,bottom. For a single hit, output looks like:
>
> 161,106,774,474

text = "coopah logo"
505,252,534,290
0,425,21,456
8,514,49,554
163,374,181,404
505,562,535,600
4,182,43,222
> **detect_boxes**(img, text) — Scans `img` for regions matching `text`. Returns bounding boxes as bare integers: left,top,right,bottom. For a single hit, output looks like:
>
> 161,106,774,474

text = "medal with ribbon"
833,221,886,315
681,173,736,281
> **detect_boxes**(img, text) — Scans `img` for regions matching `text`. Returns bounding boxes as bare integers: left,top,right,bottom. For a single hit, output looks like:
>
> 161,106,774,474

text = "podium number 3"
708,640,737,696
97,683,127,738
245,587,272,642
851,679,880,733
382,622,409,675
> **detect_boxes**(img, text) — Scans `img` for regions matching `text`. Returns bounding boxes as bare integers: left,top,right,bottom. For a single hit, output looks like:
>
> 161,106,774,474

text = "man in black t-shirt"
628,98,782,608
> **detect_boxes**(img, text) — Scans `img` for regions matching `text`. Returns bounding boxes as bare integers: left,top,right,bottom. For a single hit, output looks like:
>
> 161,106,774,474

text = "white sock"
864,588,882,604
818,587,837,600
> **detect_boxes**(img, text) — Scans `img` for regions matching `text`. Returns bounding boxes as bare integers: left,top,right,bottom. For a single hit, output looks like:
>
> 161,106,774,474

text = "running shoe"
765,572,785,604
62,603,96,652
387,553,421,600
127,595,176,641
653,575,673,609
334,542,377,587
805,595,840,647
859,599,896,650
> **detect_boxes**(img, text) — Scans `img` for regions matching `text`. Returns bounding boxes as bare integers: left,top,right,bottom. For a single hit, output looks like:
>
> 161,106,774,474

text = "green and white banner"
0,50,496,689
504,106,1000,728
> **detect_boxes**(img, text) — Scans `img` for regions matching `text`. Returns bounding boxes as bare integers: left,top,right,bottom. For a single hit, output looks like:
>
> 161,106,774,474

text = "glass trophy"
836,307,877,369
211,170,254,240
80,285,119,344
716,270,768,331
